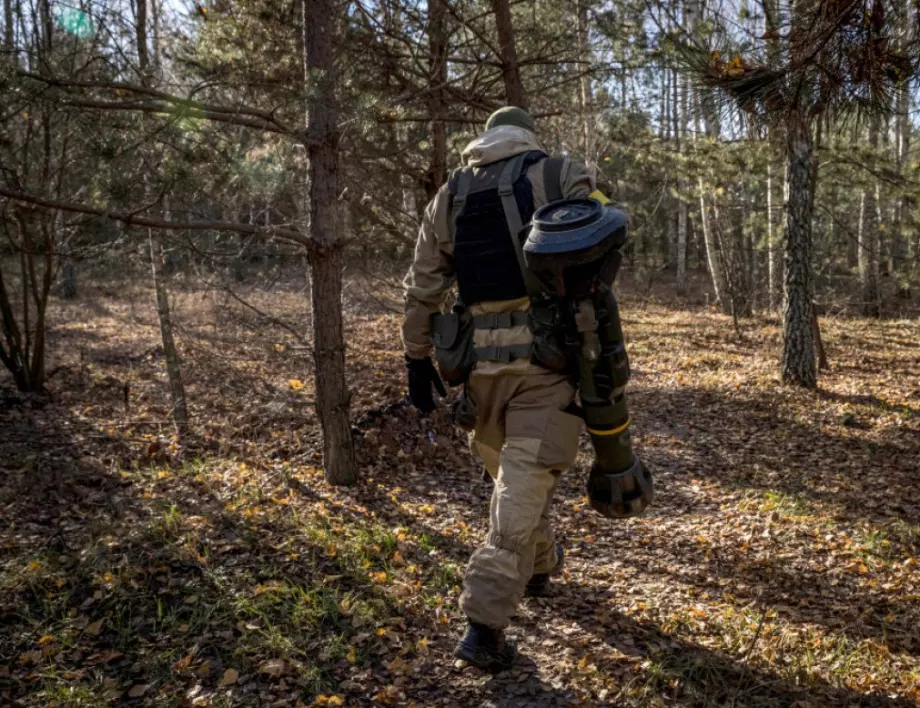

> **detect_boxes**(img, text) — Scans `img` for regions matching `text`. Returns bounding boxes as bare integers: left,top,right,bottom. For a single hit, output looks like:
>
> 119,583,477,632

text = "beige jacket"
401,125,598,375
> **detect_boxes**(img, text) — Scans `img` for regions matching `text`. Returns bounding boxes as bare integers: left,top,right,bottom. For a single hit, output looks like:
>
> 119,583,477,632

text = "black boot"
525,543,565,598
453,621,517,673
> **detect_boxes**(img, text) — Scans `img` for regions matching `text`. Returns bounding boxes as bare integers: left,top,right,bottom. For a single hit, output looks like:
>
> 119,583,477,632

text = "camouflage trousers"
459,370,582,629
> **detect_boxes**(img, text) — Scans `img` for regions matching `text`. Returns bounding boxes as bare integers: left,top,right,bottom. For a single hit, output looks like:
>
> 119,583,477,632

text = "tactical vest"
449,150,564,305
431,151,567,372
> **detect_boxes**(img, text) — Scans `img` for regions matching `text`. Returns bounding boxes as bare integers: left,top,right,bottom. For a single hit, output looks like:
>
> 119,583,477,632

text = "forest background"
1,0,919,706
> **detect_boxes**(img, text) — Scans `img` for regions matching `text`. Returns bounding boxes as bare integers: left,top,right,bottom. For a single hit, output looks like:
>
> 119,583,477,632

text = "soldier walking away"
402,107,653,672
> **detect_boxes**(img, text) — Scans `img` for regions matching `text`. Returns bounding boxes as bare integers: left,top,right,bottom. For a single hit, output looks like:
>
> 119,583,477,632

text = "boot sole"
453,642,518,673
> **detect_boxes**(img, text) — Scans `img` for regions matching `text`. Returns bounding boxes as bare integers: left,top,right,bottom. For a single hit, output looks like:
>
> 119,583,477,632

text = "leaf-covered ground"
1,281,919,707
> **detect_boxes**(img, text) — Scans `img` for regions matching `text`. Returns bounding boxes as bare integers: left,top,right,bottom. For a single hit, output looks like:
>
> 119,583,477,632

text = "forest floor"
1,277,919,707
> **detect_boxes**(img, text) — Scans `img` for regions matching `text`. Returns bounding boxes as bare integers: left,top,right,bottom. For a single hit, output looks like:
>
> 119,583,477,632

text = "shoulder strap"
498,154,544,297
448,167,474,244
543,156,565,203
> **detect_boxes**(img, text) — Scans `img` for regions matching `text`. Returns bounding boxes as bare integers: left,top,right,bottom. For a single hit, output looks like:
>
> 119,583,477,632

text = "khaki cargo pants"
459,370,582,629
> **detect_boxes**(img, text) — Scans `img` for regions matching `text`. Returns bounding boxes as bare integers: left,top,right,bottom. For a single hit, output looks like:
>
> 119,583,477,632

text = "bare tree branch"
18,71,294,134
0,187,314,251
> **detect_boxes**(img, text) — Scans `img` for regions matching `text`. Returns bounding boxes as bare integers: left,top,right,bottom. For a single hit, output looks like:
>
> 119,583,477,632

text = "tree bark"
781,113,817,388
695,94,727,304
692,0,728,304
426,0,448,201
858,117,881,317
136,0,189,436
764,0,782,311
811,304,828,371
676,72,688,283
3,0,13,52
576,0,595,162
490,0,527,109
699,178,727,303
676,0,700,284
150,227,189,435
304,0,357,485
893,3,913,283
57,258,77,299
767,158,782,310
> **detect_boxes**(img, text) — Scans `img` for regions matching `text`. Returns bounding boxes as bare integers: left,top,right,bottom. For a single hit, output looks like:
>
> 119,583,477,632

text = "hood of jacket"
461,125,544,167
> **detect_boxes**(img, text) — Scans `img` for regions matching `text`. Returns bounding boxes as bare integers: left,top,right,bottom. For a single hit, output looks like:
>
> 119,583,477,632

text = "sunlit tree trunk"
676,0,700,284
667,67,678,268
576,0,595,164
893,3,914,282
676,68,688,283
767,159,781,310
695,97,726,304
660,61,673,266
764,0,782,311
490,0,527,108
781,111,817,388
858,117,881,317
303,0,357,485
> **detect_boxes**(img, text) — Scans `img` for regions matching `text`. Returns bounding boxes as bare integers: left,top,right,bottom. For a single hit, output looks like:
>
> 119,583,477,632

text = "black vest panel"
450,151,546,306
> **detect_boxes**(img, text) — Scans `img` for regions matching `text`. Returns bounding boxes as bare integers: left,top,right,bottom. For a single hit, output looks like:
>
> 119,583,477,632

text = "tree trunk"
811,305,828,371
699,179,726,303
858,118,881,317
670,66,679,271
490,0,527,109
57,258,77,299
694,99,727,304
692,1,729,306
676,0,701,285
676,68,688,283
136,0,189,436
576,0,595,162
662,63,671,141
150,228,190,435
764,0,782,311
304,0,357,485
767,158,782,311
893,5,913,287
426,0,448,201
781,113,817,388
3,0,13,52
0,234,33,391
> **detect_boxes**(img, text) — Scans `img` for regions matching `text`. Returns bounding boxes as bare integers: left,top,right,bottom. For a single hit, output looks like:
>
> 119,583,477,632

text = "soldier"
402,106,651,672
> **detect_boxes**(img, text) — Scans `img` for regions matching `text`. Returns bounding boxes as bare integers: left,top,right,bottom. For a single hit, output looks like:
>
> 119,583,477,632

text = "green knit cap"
485,106,535,133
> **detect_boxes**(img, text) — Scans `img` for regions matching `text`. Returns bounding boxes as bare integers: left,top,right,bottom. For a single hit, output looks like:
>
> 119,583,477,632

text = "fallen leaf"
84,619,104,636
258,658,285,677
127,684,148,698
219,668,239,686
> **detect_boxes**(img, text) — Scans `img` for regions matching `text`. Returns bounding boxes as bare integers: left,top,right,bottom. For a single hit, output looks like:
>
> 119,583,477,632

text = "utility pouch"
528,299,569,374
430,305,475,387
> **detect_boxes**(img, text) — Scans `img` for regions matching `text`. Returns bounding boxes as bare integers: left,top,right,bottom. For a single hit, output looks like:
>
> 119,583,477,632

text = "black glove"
406,356,447,414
